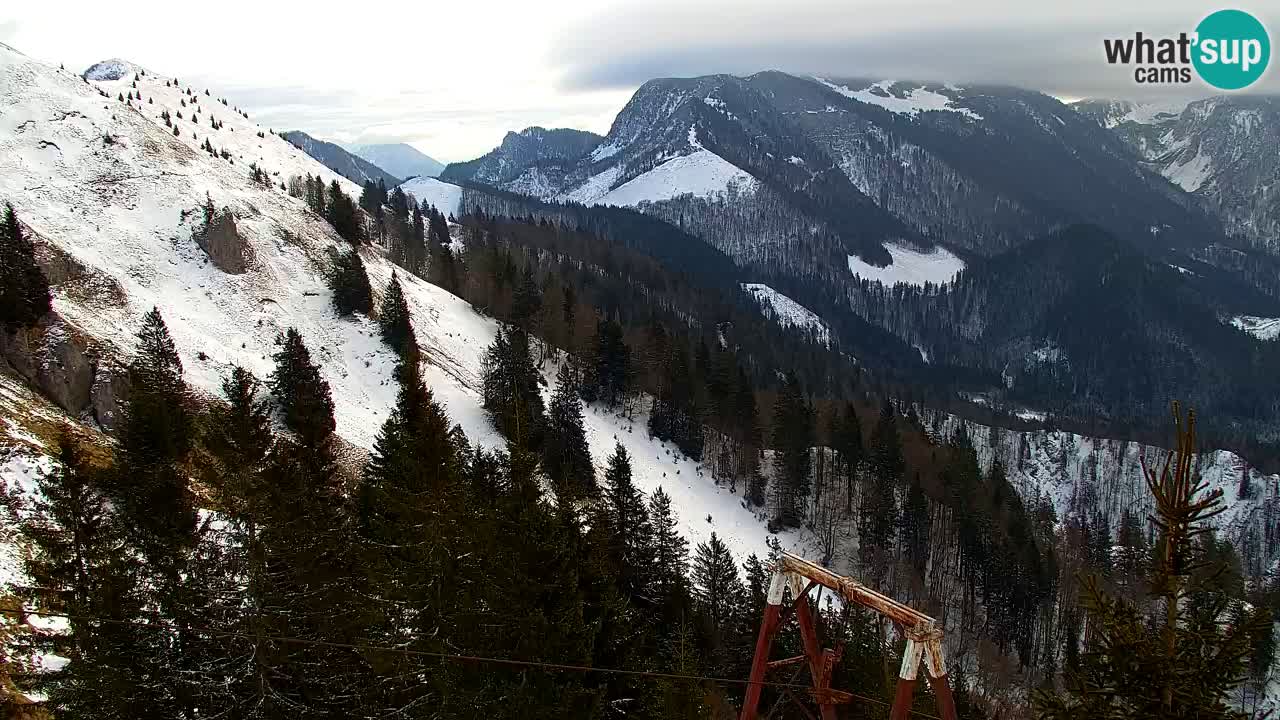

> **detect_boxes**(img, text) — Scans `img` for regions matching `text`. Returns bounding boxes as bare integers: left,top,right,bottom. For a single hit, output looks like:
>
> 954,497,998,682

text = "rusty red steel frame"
739,551,957,720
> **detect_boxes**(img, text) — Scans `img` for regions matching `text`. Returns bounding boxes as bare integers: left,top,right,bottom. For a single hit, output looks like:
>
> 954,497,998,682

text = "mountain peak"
82,58,147,81
349,143,445,180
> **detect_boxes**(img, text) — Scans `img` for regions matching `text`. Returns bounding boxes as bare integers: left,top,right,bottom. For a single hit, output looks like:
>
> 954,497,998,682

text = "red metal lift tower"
739,551,958,720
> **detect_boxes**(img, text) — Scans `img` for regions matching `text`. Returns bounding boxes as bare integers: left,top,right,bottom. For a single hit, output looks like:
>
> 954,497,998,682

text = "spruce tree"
407,203,427,276
203,366,279,716
691,532,745,674
328,248,373,316
357,351,465,715
0,202,52,331
601,442,653,604
511,264,543,332
325,180,364,243
448,447,599,718
1033,405,1267,719
649,486,689,608
207,365,273,520
869,399,905,487
735,368,765,506
544,363,594,501
834,402,863,510
377,270,415,354
18,434,151,718
584,317,629,407
115,309,222,717
116,307,195,558
900,471,931,580
480,327,545,447
268,328,336,447
770,371,812,528
251,434,363,716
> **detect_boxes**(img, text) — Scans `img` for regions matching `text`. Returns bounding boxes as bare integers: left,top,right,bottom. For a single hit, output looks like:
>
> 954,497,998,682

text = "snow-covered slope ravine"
742,283,831,345
0,47,812,597
1232,315,1280,341
925,409,1280,575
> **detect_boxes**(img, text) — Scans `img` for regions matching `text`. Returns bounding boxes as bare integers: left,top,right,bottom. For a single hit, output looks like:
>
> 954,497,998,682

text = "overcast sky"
2,1,1273,162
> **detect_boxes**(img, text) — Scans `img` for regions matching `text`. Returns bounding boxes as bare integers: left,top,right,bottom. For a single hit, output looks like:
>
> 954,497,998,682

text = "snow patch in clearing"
1231,315,1280,341
742,284,830,345
848,244,966,287
399,176,464,216
817,78,983,120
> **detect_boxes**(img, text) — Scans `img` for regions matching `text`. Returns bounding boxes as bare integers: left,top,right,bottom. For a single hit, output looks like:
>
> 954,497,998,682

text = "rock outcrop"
193,208,250,274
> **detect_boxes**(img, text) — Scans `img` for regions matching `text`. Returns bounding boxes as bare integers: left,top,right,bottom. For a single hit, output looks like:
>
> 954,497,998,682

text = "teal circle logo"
1192,9,1270,90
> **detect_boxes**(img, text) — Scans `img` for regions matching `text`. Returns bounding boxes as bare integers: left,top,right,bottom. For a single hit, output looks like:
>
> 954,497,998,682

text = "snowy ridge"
742,283,830,345
816,78,983,120
847,243,966,287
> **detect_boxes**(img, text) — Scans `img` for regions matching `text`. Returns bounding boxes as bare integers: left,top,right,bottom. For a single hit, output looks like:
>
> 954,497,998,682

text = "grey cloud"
551,1,1279,99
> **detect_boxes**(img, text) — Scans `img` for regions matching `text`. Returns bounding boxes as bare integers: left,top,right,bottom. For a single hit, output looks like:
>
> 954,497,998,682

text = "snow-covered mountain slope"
562,147,758,207
282,130,402,187
1075,95,1280,255
350,143,445,180
847,243,966,287
741,283,830,345
0,45,800,575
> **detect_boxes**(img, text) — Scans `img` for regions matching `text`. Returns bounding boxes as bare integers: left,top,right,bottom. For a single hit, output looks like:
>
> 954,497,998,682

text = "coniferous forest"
2,178,1277,720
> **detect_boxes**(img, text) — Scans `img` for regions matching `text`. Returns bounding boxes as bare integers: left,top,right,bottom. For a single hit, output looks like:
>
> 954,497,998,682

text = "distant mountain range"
281,131,402,187
349,143,444,180
441,73,1226,268
439,71,1280,437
